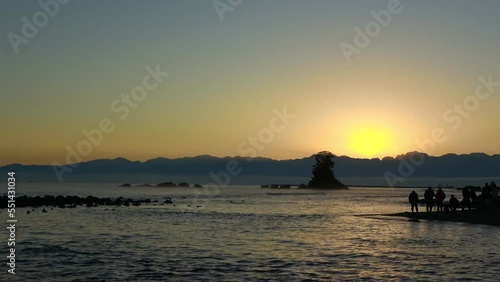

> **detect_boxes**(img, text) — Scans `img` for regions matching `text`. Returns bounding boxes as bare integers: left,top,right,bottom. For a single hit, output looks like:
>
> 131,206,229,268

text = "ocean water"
4,184,500,281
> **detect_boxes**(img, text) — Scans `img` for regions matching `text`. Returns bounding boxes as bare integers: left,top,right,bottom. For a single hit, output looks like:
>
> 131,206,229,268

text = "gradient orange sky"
1,1,500,166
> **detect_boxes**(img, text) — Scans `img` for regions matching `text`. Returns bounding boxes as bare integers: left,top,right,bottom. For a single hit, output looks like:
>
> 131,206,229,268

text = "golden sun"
350,127,389,157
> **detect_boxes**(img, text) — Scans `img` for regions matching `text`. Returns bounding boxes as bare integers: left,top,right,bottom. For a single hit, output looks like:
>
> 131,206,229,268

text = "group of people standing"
408,182,499,213
408,187,456,213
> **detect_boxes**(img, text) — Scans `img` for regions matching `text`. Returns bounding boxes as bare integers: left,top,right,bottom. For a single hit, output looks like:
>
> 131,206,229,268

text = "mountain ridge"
4,151,499,167
2,151,500,186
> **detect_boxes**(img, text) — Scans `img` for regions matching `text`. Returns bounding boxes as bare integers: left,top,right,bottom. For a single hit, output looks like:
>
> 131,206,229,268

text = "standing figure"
482,183,492,199
490,182,499,203
462,187,471,210
470,188,478,209
435,188,446,212
409,191,419,213
424,187,435,212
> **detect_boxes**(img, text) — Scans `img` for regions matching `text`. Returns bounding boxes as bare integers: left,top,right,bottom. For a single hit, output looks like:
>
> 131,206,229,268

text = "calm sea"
4,183,499,281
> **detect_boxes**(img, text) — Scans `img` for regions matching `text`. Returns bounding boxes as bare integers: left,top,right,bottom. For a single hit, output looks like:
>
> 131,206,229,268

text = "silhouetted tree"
308,151,347,189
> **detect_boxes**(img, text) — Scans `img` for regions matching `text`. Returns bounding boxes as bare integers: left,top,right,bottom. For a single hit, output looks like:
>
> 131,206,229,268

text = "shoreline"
385,210,500,227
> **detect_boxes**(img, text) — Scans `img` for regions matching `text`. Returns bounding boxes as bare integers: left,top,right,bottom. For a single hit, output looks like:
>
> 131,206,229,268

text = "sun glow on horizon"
349,126,390,158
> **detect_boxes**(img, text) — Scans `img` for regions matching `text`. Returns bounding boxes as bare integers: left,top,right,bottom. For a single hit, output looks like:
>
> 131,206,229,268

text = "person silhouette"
424,187,435,212
462,187,471,210
491,182,499,203
449,194,460,212
435,188,446,212
482,183,492,199
408,191,419,213
470,188,478,209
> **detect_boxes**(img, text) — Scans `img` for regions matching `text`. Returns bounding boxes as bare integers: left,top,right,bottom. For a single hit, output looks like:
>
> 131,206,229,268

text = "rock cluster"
120,182,203,188
0,195,156,209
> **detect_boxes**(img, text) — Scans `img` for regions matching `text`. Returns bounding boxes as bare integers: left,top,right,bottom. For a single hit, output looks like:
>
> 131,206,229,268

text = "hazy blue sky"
1,0,500,165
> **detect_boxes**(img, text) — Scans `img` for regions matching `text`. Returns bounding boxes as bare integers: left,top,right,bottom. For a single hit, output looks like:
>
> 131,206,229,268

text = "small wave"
20,242,99,257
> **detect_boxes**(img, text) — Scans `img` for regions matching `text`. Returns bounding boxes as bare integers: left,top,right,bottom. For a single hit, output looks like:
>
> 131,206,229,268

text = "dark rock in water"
42,209,47,213
114,198,123,206
156,182,176,187
85,196,100,205
177,182,190,188
263,184,296,189
0,195,154,209
164,197,173,204
119,183,131,187
307,151,349,189
193,184,203,188
137,184,153,187
100,198,112,206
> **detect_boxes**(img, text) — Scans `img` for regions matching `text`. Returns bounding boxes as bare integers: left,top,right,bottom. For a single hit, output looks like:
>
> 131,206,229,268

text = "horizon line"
3,151,500,167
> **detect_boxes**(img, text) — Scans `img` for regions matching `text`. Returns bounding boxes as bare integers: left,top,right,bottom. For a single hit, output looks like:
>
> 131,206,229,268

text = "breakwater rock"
0,195,160,209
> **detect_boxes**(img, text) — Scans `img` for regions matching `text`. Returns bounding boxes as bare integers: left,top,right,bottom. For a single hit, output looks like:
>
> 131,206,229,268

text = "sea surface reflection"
9,184,500,281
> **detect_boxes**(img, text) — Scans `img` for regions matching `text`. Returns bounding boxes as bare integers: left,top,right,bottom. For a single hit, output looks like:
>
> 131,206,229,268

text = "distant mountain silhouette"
2,152,499,186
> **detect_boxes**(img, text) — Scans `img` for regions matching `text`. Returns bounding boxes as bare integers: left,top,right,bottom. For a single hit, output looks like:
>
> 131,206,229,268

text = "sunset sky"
1,0,500,166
